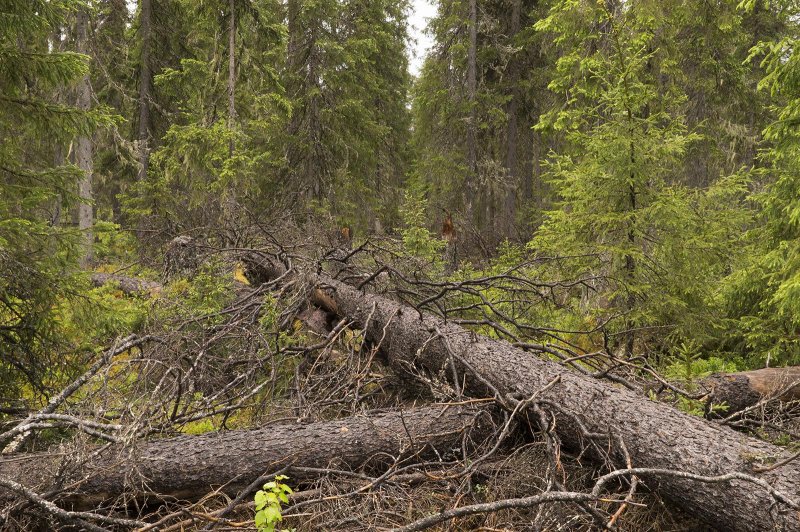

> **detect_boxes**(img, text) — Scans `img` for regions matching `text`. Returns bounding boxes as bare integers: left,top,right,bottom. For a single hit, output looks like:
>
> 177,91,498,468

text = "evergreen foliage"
0,0,113,392
3,0,800,404
529,0,750,355
723,8,800,366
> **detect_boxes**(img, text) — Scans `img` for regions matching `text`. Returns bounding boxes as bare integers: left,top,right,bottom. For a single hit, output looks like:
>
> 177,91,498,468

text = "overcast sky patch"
408,0,436,76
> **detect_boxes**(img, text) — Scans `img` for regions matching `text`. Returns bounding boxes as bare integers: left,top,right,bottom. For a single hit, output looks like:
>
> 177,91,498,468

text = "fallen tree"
22,257,796,530
0,405,487,511
291,273,800,531
702,367,800,416
80,270,800,419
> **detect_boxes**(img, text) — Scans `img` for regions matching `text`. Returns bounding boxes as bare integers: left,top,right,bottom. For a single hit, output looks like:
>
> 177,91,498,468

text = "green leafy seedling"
254,475,294,532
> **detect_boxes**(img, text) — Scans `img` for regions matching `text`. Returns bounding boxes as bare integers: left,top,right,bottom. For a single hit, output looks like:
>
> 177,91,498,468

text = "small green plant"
254,475,293,532
399,189,444,262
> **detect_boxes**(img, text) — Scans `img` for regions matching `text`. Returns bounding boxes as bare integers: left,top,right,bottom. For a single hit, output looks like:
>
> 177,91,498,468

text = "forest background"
4,0,800,529
5,0,800,385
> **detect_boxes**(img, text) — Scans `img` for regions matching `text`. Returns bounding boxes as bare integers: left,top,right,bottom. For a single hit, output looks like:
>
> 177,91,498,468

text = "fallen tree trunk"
702,367,800,416
306,275,800,531
90,273,161,295
0,406,486,510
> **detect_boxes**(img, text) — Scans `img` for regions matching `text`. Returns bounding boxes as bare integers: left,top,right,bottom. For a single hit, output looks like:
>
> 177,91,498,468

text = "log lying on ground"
89,273,161,295
305,275,800,531
0,406,486,510
702,367,800,416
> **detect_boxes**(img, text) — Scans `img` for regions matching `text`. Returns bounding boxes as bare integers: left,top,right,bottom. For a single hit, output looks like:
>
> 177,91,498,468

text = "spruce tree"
530,0,748,356
0,0,111,389
724,8,800,366
410,0,550,244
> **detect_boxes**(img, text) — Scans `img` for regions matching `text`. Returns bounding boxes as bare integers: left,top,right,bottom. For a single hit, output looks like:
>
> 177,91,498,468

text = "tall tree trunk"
137,0,153,183
75,7,93,266
287,0,300,71
50,27,66,227
623,137,637,357
223,0,238,246
500,0,522,239
307,31,321,200
285,0,302,192
465,0,478,228
523,121,535,203
227,0,236,158
285,0,321,201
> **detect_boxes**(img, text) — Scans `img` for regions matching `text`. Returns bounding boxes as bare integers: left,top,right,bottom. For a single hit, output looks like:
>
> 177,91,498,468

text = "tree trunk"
307,32,321,199
0,406,486,510
137,0,153,183
702,367,800,416
50,25,67,227
500,0,521,239
297,274,800,532
285,0,322,200
223,0,238,245
523,120,536,204
285,0,303,192
227,0,236,157
287,0,300,73
465,0,478,227
75,7,93,267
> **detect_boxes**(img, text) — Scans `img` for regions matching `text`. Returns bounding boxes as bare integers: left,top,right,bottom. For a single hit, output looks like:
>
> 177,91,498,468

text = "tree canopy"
2,0,800,529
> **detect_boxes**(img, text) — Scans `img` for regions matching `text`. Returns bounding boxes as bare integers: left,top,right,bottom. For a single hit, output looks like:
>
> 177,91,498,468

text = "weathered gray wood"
0,406,485,510
312,276,800,532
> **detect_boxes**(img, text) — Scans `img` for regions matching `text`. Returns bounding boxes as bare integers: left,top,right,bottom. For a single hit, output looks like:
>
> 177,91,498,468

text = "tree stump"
163,235,200,280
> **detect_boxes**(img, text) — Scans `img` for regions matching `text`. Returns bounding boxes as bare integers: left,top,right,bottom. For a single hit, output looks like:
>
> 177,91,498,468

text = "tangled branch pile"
1,227,798,531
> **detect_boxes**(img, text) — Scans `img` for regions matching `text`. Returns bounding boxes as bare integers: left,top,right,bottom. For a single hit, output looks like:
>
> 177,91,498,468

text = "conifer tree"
0,0,111,388
411,0,550,244
137,0,153,184
127,0,287,240
724,5,800,365
124,0,411,239
284,0,411,231
530,0,748,356
75,4,94,265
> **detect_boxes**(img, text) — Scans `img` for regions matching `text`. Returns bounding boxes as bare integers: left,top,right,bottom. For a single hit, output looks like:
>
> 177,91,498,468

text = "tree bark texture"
222,0,238,245
501,0,521,239
465,0,478,225
306,275,800,531
227,0,236,157
75,7,93,266
285,0,322,200
0,406,486,510
137,0,153,183
703,367,800,416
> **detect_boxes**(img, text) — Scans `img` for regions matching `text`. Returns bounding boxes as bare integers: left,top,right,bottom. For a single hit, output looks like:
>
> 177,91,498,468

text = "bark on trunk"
285,0,303,187
75,7,93,267
702,367,800,416
227,0,236,158
465,0,478,226
0,406,486,510
223,0,238,246
302,275,800,532
500,0,521,239
137,0,153,183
